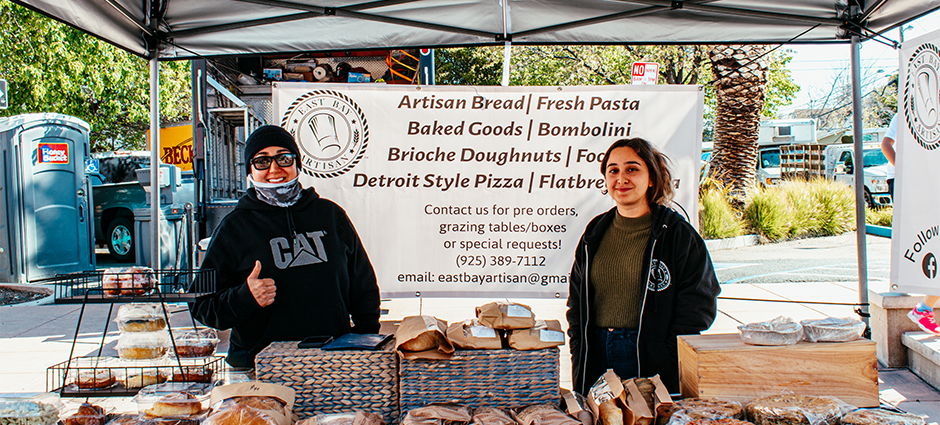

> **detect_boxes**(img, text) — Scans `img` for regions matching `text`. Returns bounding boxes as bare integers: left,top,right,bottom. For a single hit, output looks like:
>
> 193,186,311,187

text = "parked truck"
755,119,818,187
87,151,195,262
779,142,892,208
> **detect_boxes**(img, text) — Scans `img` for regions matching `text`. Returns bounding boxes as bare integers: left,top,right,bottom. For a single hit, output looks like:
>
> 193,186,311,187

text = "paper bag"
446,319,503,349
623,380,653,425
587,370,628,425
395,315,454,359
561,389,594,425
475,301,536,330
507,319,565,350
208,382,295,425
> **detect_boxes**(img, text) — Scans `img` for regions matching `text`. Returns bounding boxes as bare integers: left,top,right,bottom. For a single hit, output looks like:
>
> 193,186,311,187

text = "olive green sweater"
590,212,652,329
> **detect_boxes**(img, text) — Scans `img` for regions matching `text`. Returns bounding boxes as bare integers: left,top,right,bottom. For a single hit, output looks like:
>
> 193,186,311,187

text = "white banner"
892,31,940,295
273,84,704,297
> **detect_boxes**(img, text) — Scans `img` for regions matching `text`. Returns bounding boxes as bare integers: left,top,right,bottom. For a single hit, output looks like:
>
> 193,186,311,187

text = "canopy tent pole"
150,56,161,270
850,33,869,326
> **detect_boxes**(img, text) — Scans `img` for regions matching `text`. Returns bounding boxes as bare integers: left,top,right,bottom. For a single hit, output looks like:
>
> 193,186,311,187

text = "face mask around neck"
250,176,302,207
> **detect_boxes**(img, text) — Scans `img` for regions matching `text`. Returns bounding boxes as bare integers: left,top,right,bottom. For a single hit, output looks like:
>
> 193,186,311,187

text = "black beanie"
244,125,302,175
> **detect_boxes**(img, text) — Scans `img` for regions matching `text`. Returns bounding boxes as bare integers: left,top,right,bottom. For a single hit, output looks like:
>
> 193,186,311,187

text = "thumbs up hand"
247,260,276,307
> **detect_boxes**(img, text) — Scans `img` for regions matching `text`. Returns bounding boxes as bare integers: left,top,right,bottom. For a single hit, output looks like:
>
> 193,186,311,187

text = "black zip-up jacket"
190,187,381,368
567,204,720,394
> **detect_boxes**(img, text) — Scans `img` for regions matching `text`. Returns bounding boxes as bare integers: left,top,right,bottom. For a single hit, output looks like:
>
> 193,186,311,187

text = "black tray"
52,269,216,304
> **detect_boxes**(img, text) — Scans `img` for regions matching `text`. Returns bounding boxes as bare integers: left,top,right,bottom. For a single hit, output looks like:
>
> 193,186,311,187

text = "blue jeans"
584,327,640,388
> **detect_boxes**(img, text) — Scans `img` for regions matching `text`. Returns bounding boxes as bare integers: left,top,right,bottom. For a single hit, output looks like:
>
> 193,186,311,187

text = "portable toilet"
0,113,95,283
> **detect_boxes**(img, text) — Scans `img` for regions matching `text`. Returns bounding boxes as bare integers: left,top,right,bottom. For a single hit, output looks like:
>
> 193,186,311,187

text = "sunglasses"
251,153,296,170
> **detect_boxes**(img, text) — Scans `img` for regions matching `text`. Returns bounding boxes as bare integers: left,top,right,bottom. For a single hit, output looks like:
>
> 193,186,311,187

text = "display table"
678,333,878,407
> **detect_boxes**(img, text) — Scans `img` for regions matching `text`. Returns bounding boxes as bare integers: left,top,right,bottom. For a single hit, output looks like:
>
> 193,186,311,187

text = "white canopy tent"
9,0,940,316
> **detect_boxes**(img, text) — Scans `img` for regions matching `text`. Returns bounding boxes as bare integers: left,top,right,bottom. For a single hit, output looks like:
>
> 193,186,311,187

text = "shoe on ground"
909,307,940,334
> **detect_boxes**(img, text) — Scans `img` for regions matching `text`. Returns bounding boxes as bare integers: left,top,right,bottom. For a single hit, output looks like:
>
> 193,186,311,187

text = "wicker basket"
399,348,560,412
255,341,399,423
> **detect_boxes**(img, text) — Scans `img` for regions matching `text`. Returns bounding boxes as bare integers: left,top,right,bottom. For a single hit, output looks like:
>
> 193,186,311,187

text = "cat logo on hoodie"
270,231,328,269
648,259,671,291
281,89,369,178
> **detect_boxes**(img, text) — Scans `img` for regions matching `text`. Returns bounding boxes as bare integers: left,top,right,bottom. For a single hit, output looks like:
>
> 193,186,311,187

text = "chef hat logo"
308,113,342,156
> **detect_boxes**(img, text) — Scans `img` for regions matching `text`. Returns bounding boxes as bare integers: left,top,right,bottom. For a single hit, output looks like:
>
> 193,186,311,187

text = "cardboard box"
678,333,878,407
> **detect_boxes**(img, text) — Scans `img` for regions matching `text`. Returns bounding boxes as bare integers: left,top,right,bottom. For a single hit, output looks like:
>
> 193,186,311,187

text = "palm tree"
708,44,771,197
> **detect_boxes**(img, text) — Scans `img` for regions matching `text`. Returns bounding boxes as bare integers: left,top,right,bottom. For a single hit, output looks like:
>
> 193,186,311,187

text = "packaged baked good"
738,316,803,346
655,398,744,425
116,331,170,360
124,267,156,296
745,395,841,425
134,383,211,418
840,408,924,425
800,317,866,343
170,366,214,384
513,404,579,425
0,393,63,425
124,370,167,389
402,404,472,425
471,407,515,425
102,272,121,297
447,319,503,350
105,415,155,425
204,403,277,425
173,329,220,358
476,301,535,330
507,320,565,350
298,414,356,425
74,368,118,390
396,316,454,354
560,389,593,425
62,403,108,425
684,420,753,425
207,383,295,425
116,304,167,333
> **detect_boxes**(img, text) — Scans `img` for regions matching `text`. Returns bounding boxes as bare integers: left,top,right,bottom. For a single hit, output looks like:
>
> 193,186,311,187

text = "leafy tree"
0,2,191,152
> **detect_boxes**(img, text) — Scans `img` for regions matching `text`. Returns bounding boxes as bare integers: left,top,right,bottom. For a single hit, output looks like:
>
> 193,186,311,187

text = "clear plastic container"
116,331,170,361
133,383,211,418
65,357,121,390
738,316,803,346
60,403,109,425
801,317,866,342
115,304,167,333
172,329,219,358
0,393,64,425
102,267,156,297
168,366,214,384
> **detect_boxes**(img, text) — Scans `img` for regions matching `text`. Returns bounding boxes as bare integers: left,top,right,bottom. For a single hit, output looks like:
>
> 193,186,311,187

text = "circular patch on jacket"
648,259,671,292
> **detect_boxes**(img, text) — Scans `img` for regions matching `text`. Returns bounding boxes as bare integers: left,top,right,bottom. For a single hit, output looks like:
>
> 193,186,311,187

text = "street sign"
631,62,660,85
0,79,7,109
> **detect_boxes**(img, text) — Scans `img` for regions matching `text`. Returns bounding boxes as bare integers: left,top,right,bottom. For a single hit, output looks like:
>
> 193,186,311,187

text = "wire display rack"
47,356,225,397
51,269,215,304
44,268,219,397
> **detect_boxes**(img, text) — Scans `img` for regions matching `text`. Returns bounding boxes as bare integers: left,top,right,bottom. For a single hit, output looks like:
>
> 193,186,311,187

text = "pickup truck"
824,143,892,207
87,151,194,262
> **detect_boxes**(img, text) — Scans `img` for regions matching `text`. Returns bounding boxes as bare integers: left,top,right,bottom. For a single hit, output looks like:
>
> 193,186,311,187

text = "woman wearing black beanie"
190,125,381,368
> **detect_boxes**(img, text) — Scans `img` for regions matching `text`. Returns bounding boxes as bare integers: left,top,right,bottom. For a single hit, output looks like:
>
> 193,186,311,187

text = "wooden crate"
678,333,878,407
399,348,560,413
255,341,399,423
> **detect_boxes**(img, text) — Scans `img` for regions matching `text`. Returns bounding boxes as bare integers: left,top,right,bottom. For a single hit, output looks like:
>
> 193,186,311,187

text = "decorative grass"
866,206,893,227
699,177,745,240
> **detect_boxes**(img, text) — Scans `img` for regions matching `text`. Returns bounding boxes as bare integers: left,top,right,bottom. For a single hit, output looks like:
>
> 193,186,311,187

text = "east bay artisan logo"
904,43,940,150
281,89,369,178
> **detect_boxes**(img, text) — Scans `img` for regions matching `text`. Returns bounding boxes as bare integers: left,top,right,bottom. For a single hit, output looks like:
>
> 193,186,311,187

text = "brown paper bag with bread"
446,319,503,349
395,315,455,359
561,389,594,425
507,320,565,350
475,301,536,330
208,382,295,425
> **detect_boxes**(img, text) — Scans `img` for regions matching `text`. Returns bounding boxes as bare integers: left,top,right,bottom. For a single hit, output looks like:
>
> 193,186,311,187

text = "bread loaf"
745,395,840,425
841,408,925,425
656,398,743,425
